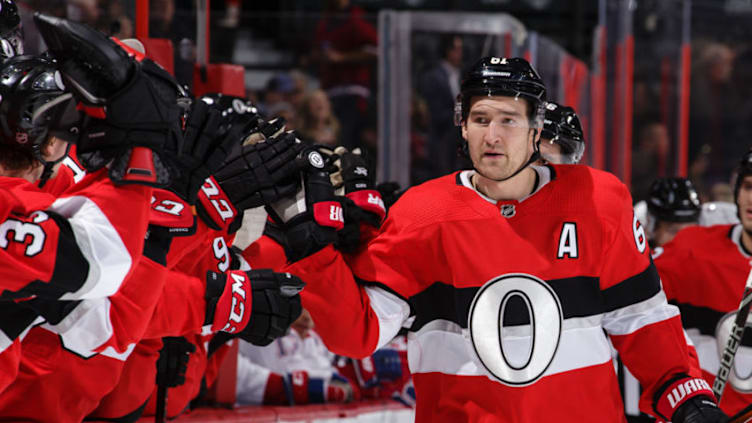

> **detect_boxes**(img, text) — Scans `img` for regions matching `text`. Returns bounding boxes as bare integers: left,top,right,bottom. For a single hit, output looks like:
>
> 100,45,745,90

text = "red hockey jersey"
287,165,695,422
654,224,752,415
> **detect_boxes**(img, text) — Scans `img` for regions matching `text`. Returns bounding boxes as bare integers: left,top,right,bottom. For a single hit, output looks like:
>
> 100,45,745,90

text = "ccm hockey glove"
654,375,728,422
204,269,304,345
266,146,344,262
35,13,189,188
197,121,303,232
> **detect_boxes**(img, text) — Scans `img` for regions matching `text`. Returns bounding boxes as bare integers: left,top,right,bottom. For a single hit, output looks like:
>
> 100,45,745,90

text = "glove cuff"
346,190,386,222
654,376,715,421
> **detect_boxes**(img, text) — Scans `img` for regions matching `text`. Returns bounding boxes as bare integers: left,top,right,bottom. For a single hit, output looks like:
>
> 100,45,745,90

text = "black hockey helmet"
455,56,546,126
540,101,585,164
0,55,81,150
0,0,22,60
734,148,752,204
647,177,701,223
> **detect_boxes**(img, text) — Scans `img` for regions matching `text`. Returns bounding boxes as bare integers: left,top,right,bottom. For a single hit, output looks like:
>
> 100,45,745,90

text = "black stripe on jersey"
0,300,39,340
601,261,662,313
408,264,661,332
670,301,725,337
2,211,90,300
25,298,81,325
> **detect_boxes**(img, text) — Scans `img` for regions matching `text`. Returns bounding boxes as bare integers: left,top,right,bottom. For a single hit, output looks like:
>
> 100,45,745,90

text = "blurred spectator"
314,0,377,149
410,93,431,184
298,89,340,146
631,121,670,203
689,41,736,186
149,0,194,87
710,182,734,203
260,73,296,118
236,309,356,405
288,69,311,112
418,33,464,178
267,101,298,131
18,0,67,54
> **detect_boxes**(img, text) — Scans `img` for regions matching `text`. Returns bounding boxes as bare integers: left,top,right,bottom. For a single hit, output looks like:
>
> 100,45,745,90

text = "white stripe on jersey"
41,297,116,359
406,316,614,380
365,286,410,350
602,290,680,336
51,196,133,300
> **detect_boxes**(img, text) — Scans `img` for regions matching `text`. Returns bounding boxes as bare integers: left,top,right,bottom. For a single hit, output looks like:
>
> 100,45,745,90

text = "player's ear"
461,121,468,140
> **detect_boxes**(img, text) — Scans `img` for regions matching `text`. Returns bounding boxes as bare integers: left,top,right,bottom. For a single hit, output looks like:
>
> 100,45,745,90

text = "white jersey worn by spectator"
236,310,354,406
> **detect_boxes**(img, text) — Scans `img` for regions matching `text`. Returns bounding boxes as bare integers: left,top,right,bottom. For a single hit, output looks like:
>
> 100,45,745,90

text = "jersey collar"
458,165,554,205
728,224,752,258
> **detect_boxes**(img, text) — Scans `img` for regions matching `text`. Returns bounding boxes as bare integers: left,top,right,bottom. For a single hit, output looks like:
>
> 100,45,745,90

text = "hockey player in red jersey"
269,56,727,422
655,150,752,416
619,177,702,422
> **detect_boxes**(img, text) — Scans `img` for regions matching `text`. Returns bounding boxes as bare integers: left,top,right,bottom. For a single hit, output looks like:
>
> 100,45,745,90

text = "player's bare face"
738,176,752,232
462,96,535,180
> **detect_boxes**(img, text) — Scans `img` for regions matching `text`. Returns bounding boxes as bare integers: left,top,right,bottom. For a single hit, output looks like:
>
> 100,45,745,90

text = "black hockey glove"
34,13,188,188
323,147,385,253
155,337,196,388
654,375,728,423
236,269,304,346
196,120,303,233
375,181,403,211
204,269,304,346
266,146,344,262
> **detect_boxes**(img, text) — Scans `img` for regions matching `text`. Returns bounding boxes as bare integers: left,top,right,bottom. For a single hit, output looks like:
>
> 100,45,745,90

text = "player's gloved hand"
197,120,303,233
654,375,728,422
155,336,196,388
34,13,188,188
204,269,304,345
169,99,237,204
236,269,304,346
323,147,385,252
280,371,355,405
266,146,344,262
376,181,403,210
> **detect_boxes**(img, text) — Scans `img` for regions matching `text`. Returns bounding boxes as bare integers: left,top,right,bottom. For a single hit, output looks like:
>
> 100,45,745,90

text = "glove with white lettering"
205,269,304,345
170,97,257,205
266,146,344,262
325,147,385,253
654,375,728,422
198,120,304,233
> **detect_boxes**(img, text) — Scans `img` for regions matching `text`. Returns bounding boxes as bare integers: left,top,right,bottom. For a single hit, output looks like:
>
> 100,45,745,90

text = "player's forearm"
286,245,383,358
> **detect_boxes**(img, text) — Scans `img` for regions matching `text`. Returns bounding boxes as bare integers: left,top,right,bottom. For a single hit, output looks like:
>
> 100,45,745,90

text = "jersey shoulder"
387,172,486,230
668,224,734,251
549,165,632,221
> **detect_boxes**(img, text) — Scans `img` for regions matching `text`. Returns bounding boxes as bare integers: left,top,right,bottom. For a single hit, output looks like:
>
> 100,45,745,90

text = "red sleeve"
143,269,207,339
0,170,151,300
284,245,381,358
241,234,288,270
597,183,693,415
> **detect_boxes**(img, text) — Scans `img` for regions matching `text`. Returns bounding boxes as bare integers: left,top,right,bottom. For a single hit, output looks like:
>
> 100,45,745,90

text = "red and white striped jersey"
288,165,695,422
655,224,752,416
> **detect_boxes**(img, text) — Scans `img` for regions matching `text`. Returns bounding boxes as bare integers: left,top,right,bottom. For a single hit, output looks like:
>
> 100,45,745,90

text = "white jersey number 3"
468,273,563,386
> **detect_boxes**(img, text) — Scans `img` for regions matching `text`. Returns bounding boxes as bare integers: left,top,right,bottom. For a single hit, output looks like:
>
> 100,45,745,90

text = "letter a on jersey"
557,222,578,259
